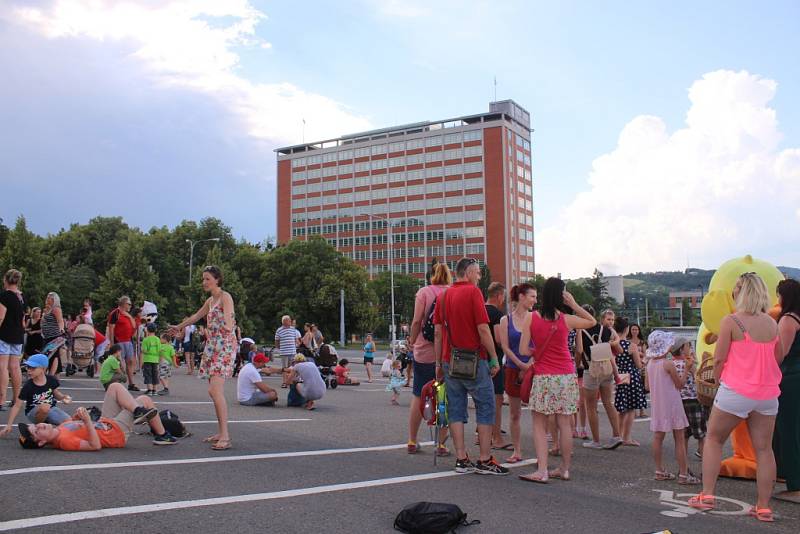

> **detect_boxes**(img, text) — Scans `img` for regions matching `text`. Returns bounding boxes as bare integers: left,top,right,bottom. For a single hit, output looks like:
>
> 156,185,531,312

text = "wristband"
489,358,499,367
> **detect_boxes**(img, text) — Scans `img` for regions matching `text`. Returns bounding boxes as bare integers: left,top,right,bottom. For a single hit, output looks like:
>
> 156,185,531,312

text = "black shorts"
142,362,159,385
492,366,504,396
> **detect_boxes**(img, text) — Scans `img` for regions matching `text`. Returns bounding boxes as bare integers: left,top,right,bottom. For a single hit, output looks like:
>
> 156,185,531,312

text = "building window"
354,147,371,158
463,145,482,157
292,157,307,168
338,149,353,160
371,144,387,155
444,132,462,145
463,130,482,142
465,226,484,238
406,138,424,149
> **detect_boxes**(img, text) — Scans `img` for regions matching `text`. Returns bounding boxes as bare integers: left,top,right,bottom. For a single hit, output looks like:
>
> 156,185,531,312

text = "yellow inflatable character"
697,255,783,479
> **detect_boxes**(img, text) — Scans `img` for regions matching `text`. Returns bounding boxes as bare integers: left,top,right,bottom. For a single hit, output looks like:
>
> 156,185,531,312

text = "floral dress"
614,339,648,412
199,300,237,380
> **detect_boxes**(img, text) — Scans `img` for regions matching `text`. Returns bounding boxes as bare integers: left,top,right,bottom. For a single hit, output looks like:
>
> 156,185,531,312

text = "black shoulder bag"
442,289,479,380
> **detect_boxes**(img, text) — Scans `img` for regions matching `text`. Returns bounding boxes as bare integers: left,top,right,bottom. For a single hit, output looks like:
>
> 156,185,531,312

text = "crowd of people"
1,263,799,521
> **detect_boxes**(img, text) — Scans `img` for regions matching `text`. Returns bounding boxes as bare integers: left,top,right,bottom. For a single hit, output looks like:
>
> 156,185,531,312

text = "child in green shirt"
99,344,126,390
141,323,161,395
158,333,178,395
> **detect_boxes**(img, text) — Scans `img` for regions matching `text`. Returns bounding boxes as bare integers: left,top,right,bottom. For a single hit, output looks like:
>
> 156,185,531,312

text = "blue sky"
1,0,798,277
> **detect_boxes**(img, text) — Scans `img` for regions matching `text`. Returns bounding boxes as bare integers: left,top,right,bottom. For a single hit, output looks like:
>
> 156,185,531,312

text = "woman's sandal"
211,439,232,451
654,470,676,481
622,440,640,447
505,455,523,464
548,448,561,457
678,473,701,485
518,472,548,484
748,507,774,522
688,493,715,511
548,468,570,481
202,435,220,443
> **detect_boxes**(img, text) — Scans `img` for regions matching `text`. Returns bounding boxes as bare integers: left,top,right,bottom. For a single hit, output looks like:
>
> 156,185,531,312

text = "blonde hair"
3,269,22,286
430,263,452,286
293,353,306,363
735,272,770,314
46,292,61,309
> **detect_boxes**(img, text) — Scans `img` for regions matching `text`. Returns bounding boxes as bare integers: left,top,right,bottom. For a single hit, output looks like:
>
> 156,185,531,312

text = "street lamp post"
186,238,221,285
361,213,396,353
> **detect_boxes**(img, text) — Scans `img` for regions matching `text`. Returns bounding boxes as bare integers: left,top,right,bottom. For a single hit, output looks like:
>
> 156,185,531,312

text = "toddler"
334,359,360,385
158,333,178,395
671,338,708,459
386,360,405,405
646,330,700,485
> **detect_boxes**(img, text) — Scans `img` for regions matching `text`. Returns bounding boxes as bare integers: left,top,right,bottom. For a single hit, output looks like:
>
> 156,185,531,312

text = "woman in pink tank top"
690,273,787,521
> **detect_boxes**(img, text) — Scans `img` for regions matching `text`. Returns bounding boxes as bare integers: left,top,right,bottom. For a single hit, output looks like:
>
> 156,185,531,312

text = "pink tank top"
720,317,781,401
530,312,573,375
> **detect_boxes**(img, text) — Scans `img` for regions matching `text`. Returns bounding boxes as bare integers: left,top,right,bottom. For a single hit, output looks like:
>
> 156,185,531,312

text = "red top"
530,312,574,375
334,365,347,385
107,308,135,342
433,281,490,363
53,419,127,450
94,329,106,346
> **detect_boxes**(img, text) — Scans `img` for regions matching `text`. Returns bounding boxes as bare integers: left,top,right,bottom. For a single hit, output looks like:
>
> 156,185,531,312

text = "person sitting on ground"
99,344,126,390
334,358,360,385
286,354,325,410
237,354,278,406
1,354,73,435
16,382,177,450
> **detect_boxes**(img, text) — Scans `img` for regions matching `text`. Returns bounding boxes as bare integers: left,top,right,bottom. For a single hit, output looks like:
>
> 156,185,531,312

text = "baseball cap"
671,337,690,354
18,423,45,449
253,354,268,365
23,354,49,369
146,322,157,332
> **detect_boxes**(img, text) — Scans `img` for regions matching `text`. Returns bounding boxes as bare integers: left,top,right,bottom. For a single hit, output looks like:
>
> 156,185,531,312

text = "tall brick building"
276,100,533,286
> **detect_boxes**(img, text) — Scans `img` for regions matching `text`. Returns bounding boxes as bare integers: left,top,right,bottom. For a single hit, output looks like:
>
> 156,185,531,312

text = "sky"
1,0,799,278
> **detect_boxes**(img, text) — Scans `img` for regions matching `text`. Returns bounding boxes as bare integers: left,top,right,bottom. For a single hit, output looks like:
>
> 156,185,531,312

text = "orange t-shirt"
52,418,127,450
334,365,347,385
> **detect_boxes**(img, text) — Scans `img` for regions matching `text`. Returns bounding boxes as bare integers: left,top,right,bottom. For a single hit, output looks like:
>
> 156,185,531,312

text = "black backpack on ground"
421,291,443,343
159,409,191,438
394,502,479,534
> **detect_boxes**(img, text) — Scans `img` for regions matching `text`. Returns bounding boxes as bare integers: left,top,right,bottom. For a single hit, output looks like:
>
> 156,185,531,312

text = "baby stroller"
69,323,96,377
316,344,338,389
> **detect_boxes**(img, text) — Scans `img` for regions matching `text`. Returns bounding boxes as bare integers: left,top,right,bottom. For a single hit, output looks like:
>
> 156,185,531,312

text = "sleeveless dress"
647,357,689,432
199,300,237,380
775,313,800,491
614,339,648,412
25,318,44,354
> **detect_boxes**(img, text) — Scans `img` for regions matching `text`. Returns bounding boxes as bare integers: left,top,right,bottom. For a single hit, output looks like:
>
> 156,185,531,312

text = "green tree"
0,216,49,307
566,280,593,307
368,272,421,338
583,269,613,313
0,218,9,251
93,233,160,328
478,263,492,299
45,217,131,277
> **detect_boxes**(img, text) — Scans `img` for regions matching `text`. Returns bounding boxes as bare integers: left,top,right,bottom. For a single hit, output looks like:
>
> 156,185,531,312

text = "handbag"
441,289,479,380
519,316,558,401
586,326,614,380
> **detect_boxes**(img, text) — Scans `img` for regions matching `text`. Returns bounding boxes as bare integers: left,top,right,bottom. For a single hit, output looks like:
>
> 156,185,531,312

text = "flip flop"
211,439,231,451
548,468,570,481
202,435,220,443
748,507,774,522
622,440,640,447
493,443,513,451
518,472,548,484
505,455,523,464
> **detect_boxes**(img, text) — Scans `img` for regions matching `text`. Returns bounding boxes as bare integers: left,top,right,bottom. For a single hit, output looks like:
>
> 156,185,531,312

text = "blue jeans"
443,359,495,426
27,405,70,425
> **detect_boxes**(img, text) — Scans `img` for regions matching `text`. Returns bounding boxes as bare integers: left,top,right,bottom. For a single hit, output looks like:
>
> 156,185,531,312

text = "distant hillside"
780,266,800,279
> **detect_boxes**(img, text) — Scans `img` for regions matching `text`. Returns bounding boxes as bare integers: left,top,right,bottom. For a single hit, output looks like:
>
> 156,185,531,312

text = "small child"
380,352,394,377
0,354,72,436
334,359,360,386
646,331,700,485
99,344,126,390
158,333,178,395
386,360,405,405
141,323,161,396
671,337,708,459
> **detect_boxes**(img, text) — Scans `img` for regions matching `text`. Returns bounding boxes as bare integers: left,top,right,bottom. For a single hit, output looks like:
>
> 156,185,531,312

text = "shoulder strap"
784,313,800,326
441,289,450,340
730,315,747,333
531,313,558,358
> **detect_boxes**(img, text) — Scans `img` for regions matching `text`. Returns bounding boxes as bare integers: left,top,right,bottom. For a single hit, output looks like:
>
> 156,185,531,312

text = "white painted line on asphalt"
634,417,652,423
0,441,437,477
0,458,537,530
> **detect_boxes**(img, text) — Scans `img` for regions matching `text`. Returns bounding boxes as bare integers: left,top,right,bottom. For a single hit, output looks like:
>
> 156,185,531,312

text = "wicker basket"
696,352,718,408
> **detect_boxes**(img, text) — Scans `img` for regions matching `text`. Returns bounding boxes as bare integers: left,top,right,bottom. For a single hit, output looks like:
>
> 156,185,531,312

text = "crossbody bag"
441,289,480,380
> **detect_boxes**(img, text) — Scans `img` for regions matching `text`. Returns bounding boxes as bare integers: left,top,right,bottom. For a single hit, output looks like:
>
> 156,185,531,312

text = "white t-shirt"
237,363,263,402
183,325,196,343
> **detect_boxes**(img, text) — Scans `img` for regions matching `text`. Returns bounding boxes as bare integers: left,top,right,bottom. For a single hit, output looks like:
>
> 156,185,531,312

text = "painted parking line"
7,419,309,428
0,458,537,530
0,441,437,477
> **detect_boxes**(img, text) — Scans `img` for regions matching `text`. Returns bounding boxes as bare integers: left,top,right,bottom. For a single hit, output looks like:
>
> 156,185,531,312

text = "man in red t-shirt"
17,382,177,450
434,257,507,476
107,296,139,391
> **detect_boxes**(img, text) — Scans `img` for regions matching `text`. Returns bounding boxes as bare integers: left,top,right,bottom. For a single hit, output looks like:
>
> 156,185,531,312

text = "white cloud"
536,70,800,278
4,0,370,144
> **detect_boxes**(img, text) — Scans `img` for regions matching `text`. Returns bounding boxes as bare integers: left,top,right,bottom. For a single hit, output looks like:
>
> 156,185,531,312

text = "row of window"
510,211,534,227
291,192,485,210
292,207,486,224
511,228,534,242
292,160,485,182
292,176,485,196
290,130,485,168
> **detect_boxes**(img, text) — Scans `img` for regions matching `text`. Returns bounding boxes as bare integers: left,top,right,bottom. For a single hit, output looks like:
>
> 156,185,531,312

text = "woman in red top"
518,277,596,483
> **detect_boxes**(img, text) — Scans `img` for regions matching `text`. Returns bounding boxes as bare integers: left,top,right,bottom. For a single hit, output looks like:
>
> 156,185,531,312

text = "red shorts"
504,367,525,398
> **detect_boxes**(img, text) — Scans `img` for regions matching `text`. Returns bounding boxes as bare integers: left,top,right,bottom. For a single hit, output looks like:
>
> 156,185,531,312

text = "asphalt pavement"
1,359,798,533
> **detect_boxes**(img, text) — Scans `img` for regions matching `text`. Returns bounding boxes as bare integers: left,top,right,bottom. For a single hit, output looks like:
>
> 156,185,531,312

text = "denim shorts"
443,359,495,426
412,360,436,397
27,405,71,425
118,341,135,362
0,340,23,356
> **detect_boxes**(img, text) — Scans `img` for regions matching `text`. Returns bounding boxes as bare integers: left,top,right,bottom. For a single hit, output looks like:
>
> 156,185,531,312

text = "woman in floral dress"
170,265,237,450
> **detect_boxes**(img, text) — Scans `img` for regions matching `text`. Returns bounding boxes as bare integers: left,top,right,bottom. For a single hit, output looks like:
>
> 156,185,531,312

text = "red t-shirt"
433,281,490,363
334,365,347,385
52,418,127,450
94,329,106,346
108,308,135,342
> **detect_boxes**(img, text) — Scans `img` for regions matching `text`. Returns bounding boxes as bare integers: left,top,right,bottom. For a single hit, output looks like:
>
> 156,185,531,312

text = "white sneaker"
603,437,624,450
582,441,604,449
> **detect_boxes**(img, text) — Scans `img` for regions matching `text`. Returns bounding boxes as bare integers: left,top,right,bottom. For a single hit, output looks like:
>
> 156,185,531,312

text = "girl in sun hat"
646,330,699,485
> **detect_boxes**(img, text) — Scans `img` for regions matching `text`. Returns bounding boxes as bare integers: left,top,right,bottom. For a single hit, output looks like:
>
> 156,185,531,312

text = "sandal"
688,493,715,511
622,440,640,447
211,439,231,451
505,455,523,464
548,468,570,481
518,472,548,484
678,473,701,485
654,470,676,481
202,435,220,443
748,507,774,522
493,442,513,451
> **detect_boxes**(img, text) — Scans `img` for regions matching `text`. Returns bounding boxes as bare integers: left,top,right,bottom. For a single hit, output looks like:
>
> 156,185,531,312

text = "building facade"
276,100,534,286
